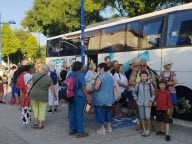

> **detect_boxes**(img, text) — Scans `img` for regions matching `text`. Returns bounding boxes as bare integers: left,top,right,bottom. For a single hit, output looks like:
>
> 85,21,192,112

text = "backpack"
16,72,28,90
50,70,57,85
58,73,80,101
137,82,152,97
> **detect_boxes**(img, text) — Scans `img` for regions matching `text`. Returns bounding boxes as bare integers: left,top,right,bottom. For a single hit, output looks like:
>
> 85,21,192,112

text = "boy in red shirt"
154,80,172,141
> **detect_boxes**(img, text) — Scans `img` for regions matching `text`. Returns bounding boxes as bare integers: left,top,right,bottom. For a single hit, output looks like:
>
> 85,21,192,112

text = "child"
133,70,155,137
154,80,172,141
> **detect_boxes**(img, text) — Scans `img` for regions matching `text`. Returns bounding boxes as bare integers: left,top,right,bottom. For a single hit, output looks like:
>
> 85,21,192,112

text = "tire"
174,86,192,121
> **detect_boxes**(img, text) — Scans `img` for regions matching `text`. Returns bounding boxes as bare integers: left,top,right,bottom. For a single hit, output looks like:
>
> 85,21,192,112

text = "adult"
68,61,89,138
85,63,97,94
125,61,137,117
104,56,111,63
114,64,129,118
0,76,7,103
48,62,59,112
159,60,177,123
27,64,57,129
35,58,43,73
59,61,68,84
93,63,114,134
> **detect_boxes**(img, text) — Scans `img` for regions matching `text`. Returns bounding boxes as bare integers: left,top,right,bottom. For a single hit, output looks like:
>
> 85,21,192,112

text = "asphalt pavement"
0,92,192,144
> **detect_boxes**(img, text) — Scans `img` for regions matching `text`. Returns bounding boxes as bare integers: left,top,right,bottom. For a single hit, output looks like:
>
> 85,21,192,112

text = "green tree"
2,24,20,66
22,0,105,36
106,0,192,17
15,29,31,56
24,35,38,60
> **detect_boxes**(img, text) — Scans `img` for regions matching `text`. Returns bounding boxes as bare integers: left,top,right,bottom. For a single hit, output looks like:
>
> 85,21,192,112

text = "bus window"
85,30,100,54
100,24,125,53
166,10,192,46
46,38,61,57
140,17,164,49
126,21,139,50
60,38,81,56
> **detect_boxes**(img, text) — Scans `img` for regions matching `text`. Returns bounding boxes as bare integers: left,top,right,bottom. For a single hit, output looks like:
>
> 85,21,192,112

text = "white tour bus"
46,3,192,121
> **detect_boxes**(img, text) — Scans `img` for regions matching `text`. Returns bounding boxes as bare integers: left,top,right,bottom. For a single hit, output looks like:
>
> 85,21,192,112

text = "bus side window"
166,10,192,46
140,17,164,49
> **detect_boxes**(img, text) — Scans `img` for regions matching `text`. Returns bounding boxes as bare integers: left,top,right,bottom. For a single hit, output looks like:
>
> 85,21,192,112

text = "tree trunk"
7,55,10,70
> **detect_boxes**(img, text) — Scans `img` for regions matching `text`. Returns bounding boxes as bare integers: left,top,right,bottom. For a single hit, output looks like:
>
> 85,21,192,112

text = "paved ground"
0,92,192,144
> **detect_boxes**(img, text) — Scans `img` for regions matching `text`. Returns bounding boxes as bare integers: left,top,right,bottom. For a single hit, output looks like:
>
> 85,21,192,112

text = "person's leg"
0,92,3,103
170,93,177,123
38,101,48,127
75,96,86,134
105,106,113,132
69,99,77,132
138,105,146,134
48,89,53,112
145,106,151,136
14,92,20,105
95,106,106,134
31,100,39,125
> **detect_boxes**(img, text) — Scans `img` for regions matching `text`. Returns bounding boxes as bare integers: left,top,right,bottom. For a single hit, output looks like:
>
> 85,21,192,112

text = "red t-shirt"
155,89,172,110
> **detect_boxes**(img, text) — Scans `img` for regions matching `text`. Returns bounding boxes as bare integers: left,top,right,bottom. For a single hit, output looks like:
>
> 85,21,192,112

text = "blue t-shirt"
70,71,86,97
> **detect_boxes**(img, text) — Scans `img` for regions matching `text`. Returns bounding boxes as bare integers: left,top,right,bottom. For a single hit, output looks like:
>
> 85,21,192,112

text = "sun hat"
163,60,173,67
48,61,55,69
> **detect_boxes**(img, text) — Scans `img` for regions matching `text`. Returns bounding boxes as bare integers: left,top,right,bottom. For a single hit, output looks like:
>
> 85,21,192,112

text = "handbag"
86,79,95,93
114,80,121,101
21,98,31,125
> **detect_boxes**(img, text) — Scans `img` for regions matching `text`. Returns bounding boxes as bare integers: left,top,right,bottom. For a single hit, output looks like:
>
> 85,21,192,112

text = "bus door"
87,54,98,67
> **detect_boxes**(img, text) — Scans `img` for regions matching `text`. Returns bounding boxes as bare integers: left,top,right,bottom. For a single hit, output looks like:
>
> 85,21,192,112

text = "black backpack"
50,70,57,85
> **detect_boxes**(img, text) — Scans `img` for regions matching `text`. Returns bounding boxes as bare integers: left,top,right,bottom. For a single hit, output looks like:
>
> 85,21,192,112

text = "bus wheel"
174,86,192,121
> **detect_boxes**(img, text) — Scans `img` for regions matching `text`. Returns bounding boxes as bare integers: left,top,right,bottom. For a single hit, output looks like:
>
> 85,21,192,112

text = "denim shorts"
95,105,112,125
171,93,177,105
138,105,151,120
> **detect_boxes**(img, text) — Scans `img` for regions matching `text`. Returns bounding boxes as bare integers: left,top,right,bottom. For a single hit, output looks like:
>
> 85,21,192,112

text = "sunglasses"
129,64,132,65
140,64,146,67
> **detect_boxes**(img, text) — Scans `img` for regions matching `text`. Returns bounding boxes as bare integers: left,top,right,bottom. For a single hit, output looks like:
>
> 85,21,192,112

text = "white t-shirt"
24,73,32,86
114,73,128,93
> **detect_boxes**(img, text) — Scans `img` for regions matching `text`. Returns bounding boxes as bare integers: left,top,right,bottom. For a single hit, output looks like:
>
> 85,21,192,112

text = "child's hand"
148,101,153,107
167,109,171,116
154,102,157,106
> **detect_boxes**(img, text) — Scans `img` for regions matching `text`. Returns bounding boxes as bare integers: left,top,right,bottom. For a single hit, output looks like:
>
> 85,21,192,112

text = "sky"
0,0,47,45
0,0,116,46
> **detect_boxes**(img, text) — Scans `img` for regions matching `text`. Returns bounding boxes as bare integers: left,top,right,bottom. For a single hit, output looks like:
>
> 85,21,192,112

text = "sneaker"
132,118,139,123
48,109,52,112
169,118,173,124
166,135,170,141
145,130,150,136
97,129,106,135
156,131,165,135
141,130,146,137
77,132,89,138
106,127,112,133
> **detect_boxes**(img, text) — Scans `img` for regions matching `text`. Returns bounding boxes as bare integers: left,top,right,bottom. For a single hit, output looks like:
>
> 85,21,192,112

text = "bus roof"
47,2,192,40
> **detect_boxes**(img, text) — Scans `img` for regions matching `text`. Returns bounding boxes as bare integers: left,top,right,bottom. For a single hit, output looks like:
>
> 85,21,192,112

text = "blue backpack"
50,70,57,85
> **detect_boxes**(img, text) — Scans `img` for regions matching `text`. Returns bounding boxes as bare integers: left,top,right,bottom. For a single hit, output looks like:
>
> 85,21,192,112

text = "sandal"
77,132,89,138
33,123,38,129
69,130,77,135
38,125,44,129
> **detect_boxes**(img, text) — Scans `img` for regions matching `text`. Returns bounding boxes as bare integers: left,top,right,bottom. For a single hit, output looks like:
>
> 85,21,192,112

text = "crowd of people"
0,56,177,141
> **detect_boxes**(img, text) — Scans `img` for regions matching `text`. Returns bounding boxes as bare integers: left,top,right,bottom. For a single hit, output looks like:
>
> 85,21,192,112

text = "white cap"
163,60,173,67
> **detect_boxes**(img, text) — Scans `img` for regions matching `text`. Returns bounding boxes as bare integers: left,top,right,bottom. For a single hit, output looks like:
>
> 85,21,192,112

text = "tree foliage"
2,25,20,57
15,29,31,55
22,0,105,36
24,35,39,59
22,0,191,36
